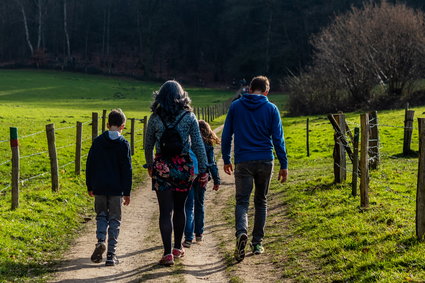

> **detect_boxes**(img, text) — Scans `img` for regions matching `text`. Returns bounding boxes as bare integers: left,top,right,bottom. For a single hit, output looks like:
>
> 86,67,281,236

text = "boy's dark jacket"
86,131,132,196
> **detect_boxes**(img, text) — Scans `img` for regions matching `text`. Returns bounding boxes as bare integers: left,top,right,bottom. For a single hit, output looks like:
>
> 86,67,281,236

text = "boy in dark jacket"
86,109,132,266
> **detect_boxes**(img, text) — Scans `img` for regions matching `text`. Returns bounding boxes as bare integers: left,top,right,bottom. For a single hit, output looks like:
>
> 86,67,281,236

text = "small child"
86,109,132,266
183,120,221,247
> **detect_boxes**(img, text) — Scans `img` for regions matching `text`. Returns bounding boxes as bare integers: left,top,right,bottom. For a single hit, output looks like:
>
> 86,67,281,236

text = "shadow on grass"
391,151,419,159
303,182,339,194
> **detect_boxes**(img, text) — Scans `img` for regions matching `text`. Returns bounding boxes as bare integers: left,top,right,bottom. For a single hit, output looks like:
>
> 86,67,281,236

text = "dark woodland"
0,0,424,85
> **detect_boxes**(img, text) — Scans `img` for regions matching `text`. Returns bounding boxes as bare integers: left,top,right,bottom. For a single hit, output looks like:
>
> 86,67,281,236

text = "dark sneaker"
195,234,203,242
90,242,106,263
159,254,174,266
105,253,119,266
234,233,248,262
251,243,265,255
182,240,192,248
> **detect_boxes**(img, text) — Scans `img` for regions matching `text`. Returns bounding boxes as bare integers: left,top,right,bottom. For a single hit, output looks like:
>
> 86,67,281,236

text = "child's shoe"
159,254,174,266
182,240,192,248
195,234,203,242
172,247,185,258
90,242,106,263
105,253,119,266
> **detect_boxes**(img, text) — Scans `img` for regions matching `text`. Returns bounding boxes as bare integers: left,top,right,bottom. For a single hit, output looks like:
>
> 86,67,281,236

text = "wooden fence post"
360,114,370,208
92,112,98,141
143,115,148,149
333,113,346,183
46,123,59,192
75,121,82,175
417,118,425,239
102,109,107,132
130,118,135,155
404,109,415,155
10,127,19,210
306,118,310,157
368,111,380,169
352,127,360,197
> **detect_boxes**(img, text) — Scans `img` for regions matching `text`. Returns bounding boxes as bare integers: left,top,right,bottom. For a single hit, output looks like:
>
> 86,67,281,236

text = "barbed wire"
0,159,11,166
20,171,49,185
20,150,49,160
21,130,45,139
0,184,10,194
55,124,77,131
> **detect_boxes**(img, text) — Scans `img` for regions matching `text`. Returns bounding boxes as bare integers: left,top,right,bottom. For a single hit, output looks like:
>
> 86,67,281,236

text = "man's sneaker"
90,242,106,263
234,233,248,262
159,254,174,266
105,253,119,266
182,240,192,248
195,234,203,242
251,243,265,255
172,247,185,258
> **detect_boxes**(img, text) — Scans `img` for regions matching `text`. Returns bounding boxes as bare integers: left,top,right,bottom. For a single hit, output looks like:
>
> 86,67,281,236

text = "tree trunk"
14,0,33,55
37,0,42,50
63,0,71,59
265,0,274,74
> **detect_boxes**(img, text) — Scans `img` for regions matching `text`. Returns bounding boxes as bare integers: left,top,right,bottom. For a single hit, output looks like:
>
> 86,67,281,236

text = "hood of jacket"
239,94,269,110
98,131,125,147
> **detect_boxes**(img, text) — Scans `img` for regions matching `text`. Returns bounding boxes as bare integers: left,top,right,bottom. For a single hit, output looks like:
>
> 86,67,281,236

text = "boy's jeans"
95,195,122,254
184,178,205,241
234,160,273,245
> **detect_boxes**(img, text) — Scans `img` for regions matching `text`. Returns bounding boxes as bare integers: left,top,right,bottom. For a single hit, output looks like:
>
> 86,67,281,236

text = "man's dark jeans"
95,195,122,254
234,160,273,245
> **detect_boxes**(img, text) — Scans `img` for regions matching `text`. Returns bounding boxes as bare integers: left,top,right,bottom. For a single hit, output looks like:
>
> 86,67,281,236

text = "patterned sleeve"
144,115,157,167
189,114,207,173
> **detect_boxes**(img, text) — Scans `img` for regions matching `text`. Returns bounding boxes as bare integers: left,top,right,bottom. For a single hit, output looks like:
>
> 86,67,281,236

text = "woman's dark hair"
151,80,192,122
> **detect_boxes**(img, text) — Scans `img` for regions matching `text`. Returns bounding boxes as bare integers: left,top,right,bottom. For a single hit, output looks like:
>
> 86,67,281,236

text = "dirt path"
50,125,287,282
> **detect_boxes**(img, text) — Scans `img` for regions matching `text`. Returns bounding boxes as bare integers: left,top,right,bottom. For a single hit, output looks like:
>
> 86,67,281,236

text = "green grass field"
0,69,244,282
258,108,425,282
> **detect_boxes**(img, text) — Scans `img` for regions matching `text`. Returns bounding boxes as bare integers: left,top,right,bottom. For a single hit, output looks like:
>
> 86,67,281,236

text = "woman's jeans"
184,178,206,241
234,160,273,245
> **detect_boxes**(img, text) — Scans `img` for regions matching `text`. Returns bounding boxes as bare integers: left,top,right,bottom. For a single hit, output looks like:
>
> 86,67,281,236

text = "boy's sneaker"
182,240,192,248
234,233,248,262
195,234,203,242
251,243,265,255
159,254,174,266
90,242,106,263
105,253,119,266
172,247,185,258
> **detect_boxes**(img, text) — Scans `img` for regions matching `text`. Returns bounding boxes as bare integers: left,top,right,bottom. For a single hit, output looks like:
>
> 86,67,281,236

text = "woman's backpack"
159,111,189,158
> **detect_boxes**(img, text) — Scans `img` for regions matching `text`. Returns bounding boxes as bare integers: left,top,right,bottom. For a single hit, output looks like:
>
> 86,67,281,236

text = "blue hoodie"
221,94,288,169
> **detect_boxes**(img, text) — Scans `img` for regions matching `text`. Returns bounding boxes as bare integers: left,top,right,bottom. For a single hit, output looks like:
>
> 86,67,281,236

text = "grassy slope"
264,108,425,282
0,69,233,282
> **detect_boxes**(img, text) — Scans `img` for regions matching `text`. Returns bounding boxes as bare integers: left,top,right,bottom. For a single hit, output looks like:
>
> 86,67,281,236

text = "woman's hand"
148,167,153,178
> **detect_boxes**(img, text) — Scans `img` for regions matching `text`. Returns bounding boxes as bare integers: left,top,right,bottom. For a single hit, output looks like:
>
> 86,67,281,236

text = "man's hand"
224,164,233,175
278,169,288,183
123,196,131,206
88,191,94,197
148,167,153,178
213,184,220,191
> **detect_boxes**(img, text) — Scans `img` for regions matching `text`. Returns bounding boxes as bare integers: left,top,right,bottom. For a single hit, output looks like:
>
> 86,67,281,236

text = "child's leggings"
156,189,189,255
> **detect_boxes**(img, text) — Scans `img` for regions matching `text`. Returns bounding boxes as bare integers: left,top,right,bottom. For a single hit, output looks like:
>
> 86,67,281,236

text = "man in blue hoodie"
221,76,288,262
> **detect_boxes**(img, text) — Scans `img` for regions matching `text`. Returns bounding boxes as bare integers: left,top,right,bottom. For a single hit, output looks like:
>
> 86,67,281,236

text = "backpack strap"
159,111,189,129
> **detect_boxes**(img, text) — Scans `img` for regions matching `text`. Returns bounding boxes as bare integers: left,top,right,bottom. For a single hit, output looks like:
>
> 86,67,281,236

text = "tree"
289,1,425,114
